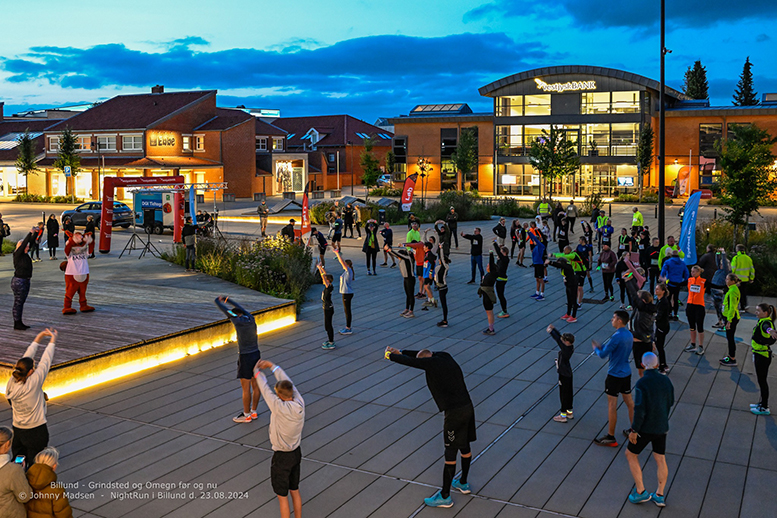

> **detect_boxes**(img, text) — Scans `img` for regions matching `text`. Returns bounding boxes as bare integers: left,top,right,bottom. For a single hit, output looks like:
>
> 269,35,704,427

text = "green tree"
635,124,654,199
683,61,709,100
733,57,759,106
360,135,381,202
715,123,777,247
53,127,81,200
527,125,580,199
450,127,478,191
15,130,40,180
385,150,396,177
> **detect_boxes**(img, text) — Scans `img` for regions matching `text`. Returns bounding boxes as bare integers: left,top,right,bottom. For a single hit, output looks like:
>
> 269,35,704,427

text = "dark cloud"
465,0,777,29
1,33,551,120
756,34,770,42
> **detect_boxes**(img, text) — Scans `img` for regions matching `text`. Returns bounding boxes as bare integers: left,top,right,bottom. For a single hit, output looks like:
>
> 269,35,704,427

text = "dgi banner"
401,173,419,212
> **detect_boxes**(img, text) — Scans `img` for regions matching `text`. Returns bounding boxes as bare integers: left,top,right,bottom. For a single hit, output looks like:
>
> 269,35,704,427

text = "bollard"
714,208,717,220
654,204,657,219
609,203,612,217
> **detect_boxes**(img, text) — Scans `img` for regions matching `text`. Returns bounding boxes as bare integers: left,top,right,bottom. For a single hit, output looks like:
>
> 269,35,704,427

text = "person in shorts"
624,352,674,507
306,227,328,266
385,348,476,509
254,360,305,518
684,265,707,355
593,310,635,447
215,296,261,423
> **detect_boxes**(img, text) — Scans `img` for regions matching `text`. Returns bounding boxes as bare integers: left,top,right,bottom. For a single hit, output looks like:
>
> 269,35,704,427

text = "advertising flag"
679,190,702,265
301,181,311,238
401,173,419,212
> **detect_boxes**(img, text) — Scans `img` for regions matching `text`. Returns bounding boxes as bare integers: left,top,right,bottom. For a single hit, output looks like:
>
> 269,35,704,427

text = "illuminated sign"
534,78,597,93
150,133,176,147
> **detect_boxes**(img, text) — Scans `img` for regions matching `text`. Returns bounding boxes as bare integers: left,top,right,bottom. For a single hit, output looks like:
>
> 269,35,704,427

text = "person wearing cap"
257,200,270,237
659,249,688,321
624,352,674,507
445,207,459,248
281,219,296,241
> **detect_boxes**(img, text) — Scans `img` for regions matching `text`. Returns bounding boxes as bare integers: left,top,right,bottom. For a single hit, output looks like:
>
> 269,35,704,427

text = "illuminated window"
272,138,284,150
194,136,204,151
75,136,91,152
496,96,523,116
583,124,610,156
49,136,60,152
611,91,640,114
496,125,523,156
97,136,116,151
256,137,267,151
581,92,611,114
523,95,551,116
611,123,639,156
122,135,143,151
182,136,192,151
699,124,722,158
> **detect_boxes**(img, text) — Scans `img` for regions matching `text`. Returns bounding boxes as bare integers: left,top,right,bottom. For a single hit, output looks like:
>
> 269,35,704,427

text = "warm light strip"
0,313,296,400
218,216,296,225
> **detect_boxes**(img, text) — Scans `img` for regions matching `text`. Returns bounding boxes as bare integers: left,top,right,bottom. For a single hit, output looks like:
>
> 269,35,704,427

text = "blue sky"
1,0,775,122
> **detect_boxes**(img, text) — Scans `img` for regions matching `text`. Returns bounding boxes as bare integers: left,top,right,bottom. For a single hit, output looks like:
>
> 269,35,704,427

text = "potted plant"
588,139,599,157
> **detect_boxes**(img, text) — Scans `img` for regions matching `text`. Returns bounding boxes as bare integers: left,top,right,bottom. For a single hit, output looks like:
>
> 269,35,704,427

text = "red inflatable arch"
99,175,185,253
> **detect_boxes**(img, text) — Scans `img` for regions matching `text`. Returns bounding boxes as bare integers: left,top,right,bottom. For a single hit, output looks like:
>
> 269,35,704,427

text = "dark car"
61,201,133,229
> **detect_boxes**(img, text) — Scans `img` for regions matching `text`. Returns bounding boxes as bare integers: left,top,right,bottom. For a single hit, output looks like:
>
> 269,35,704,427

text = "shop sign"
150,133,176,147
534,78,596,93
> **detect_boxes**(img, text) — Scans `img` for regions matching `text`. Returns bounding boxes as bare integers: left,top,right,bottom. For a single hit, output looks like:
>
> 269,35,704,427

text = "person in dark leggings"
435,254,450,327
362,220,380,275
750,304,777,416
509,220,521,258
598,244,617,302
12,230,37,330
547,257,578,322
479,252,498,335
720,274,742,366
492,241,510,318
683,266,706,356
386,245,416,318
654,283,671,373
615,253,631,309
333,249,355,336
315,263,336,350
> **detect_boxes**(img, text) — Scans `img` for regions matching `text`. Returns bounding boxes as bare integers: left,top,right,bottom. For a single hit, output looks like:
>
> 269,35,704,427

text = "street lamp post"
347,141,354,196
658,0,669,244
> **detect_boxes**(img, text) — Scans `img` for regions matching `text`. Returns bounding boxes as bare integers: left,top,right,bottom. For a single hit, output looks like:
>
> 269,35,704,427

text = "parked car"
377,173,392,186
61,201,134,228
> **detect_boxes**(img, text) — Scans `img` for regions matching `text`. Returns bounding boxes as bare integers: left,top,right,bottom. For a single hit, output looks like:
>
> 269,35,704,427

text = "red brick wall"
220,119,257,198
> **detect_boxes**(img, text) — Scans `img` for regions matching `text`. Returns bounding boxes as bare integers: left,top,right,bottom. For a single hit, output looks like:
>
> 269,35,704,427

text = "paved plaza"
1,208,775,518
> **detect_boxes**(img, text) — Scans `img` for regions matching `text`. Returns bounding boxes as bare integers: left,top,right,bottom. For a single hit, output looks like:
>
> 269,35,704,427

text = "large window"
440,128,457,191
96,136,116,151
581,91,640,114
523,95,551,116
392,136,407,181
496,126,523,156
611,91,640,113
583,124,610,156
49,136,60,152
122,135,143,151
699,124,722,158
496,96,523,117
272,137,284,151
256,137,267,151
610,123,639,156
75,136,91,152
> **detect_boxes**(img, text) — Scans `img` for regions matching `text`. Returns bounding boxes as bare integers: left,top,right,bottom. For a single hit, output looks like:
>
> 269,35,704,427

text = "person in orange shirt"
685,265,706,356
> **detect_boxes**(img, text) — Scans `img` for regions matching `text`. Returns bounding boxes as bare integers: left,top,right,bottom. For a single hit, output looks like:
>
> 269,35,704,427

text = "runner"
631,206,644,235
406,221,421,244
385,348,476,508
461,228,484,284
683,265,706,356
557,213,569,252
581,220,594,250
646,237,662,293
434,220,452,262
654,283,671,374
332,249,355,336
719,274,741,366
446,207,459,248
479,252,498,335
617,228,634,255
385,244,416,318
421,242,437,311
315,263,336,350
598,244,617,302
257,200,269,237
599,218,614,251
593,310,635,447
379,222,396,268
331,214,343,252
659,250,688,320
405,240,427,298
624,270,656,378
509,220,521,259
528,231,546,301
492,241,510,318
516,222,529,267
657,236,683,270
435,253,450,327
554,245,586,308
492,217,507,247
362,219,379,276
749,304,777,415
547,324,575,422
546,256,579,323
615,252,632,310
576,236,594,292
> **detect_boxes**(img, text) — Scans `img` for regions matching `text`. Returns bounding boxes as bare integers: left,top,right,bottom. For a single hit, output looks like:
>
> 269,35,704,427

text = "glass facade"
392,136,407,181
440,128,457,191
699,124,722,158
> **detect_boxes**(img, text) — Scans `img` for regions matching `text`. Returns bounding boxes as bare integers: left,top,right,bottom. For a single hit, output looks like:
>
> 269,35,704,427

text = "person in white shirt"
254,360,305,518
5,329,57,466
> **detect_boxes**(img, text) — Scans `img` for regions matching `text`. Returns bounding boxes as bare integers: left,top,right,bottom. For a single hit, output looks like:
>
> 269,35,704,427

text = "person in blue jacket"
598,219,615,250
528,231,546,301
659,249,689,320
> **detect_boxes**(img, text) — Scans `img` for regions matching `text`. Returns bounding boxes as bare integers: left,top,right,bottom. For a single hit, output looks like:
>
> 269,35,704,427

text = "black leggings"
754,352,772,408
655,327,668,368
439,287,448,321
559,375,573,413
324,307,334,342
510,240,518,258
618,279,627,304
566,286,578,317
495,279,508,313
667,283,681,316
726,317,739,358
365,249,378,271
49,246,57,258
29,242,40,260
602,272,614,297
342,293,353,329
344,221,354,237
649,269,659,294
403,277,416,311
12,423,49,466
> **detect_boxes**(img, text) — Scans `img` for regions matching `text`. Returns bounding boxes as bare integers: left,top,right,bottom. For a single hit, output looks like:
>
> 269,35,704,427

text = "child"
315,262,336,350
548,324,575,422
528,231,546,301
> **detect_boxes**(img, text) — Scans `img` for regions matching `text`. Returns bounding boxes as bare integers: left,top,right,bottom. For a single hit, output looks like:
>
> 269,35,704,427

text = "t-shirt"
595,327,633,378
380,227,393,246
322,284,333,309
423,251,436,279
406,229,421,243
340,268,354,294
389,351,471,412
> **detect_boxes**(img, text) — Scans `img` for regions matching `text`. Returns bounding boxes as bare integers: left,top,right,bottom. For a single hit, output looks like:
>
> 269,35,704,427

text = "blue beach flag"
679,190,702,265
189,185,197,221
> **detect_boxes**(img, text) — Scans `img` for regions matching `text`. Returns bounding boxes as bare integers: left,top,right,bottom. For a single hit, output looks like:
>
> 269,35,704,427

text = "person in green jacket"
750,303,777,416
730,244,755,310
719,274,741,366
631,207,644,234
554,246,586,306
657,236,684,270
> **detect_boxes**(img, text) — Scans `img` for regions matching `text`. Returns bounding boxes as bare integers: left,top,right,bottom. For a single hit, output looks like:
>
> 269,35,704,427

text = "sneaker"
625,305,633,311
712,321,724,329
482,328,496,335
233,413,252,423
531,293,540,299
415,293,426,299
566,411,573,419
553,414,568,423
628,488,652,504
497,311,510,318
423,490,453,508
250,411,258,420
543,277,549,282
619,304,626,309
339,328,352,335
560,314,570,320
695,345,705,355
380,263,388,267
751,404,771,416
321,341,336,350
436,321,448,328
602,296,610,302
422,300,433,307
421,307,429,311
400,310,409,317
390,264,397,268
466,280,476,285
566,317,578,323
683,344,697,352
535,295,545,301
720,356,737,366
451,478,471,494
594,434,618,447
651,493,666,507
659,366,670,375
403,311,415,318
609,296,615,301
577,303,583,309
750,403,761,408
367,271,373,276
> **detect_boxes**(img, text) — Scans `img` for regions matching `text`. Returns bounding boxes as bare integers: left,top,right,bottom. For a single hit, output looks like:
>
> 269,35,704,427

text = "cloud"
0,33,553,119
465,0,777,29
756,33,770,42
165,36,210,50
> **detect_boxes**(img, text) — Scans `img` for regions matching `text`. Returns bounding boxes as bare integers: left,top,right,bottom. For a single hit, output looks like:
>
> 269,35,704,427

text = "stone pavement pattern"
1,214,776,518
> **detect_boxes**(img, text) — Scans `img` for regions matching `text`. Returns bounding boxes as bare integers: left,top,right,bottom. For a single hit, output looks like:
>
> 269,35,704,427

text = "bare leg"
240,379,251,414
251,377,260,411
486,309,494,329
698,331,704,347
654,453,668,495
277,495,291,518
623,392,635,424
626,450,645,493
690,329,697,345
607,395,618,436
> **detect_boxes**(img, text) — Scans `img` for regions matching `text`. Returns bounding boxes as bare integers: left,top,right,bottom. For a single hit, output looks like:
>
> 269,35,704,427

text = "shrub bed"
14,194,83,203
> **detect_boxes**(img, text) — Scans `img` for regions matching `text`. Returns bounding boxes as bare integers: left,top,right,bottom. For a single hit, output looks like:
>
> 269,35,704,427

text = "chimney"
0,102,4,119
151,85,165,94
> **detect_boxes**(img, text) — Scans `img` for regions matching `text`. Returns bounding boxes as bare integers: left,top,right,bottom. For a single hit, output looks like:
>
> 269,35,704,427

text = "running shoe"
650,493,666,507
403,312,415,318
535,295,545,301
602,296,610,302
436,321,448,328
577,303,583,309
659,366,670,375
466,280,476,284
339,328,352,335
482,328,496,335
683,344,697,352
321,341,336,350
423,490,453,508
497,311,510,318
712,321,724,329
400,310,409,317
695,345,705,356
594,434,618,447
750,403,761,408
530,293,540,299
422,300,433,307
367,271,373,276
751,404,771,416
421,307,429,311
451,478,471,494
609,296,615,301
566,317,578,323
380,263,388,267
625,305,633,311
628,488,652,504
233,413,252,423
250,411,258,420
553,414,568,423
560,314,570,320
620,304,626,309
544,277,549,282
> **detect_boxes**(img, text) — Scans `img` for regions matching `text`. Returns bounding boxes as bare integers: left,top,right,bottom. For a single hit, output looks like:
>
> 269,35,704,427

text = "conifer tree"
683,61,709,100
733,57,759,106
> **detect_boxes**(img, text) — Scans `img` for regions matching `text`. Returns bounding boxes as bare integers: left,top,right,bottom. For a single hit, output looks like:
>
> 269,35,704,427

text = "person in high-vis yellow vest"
631,207,644,234
537,199,551,220
731,244,755,310
749,303,777,415
657,236,684,270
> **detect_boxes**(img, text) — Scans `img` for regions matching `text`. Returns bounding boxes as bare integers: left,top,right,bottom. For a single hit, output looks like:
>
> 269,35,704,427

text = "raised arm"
493,241,506,258
333,248,348,270
316,263,331,287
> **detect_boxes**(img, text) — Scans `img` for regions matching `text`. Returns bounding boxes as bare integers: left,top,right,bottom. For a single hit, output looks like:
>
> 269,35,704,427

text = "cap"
289,218,296,223
450,206,455,210
671,249,680,257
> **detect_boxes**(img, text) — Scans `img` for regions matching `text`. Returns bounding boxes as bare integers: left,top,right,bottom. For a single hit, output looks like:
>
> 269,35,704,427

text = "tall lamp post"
347,140,354,196
658,0,671,243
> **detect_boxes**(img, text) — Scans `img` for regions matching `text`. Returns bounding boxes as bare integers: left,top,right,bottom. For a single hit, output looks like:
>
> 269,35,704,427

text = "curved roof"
479,65,688,100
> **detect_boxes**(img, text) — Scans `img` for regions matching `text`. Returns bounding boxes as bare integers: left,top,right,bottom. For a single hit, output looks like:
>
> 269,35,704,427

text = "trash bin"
378,209,386,225
223,193,236,202
253,192,266,202
196,194,205,204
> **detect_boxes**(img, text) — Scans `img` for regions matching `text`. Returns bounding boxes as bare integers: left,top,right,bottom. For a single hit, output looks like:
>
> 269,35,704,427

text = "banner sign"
301,181,311,238
401,173,418,212
679,190,702,265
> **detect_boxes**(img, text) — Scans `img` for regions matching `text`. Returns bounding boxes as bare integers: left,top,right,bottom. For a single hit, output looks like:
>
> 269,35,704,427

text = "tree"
450,127,478,191
683,61,709,100
359,135,381,202
53,127,81,200
15,130,40,180
385,150,396,177
527,125,580,199
715,123,777,247
733,57,759,106
635,124,654,199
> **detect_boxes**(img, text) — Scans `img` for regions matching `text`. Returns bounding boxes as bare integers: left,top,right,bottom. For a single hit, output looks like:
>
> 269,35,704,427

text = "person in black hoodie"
509,220,521,259
552,201,563,242
615,252,632,309
557,214,570,253
492,218,507,247
547,257,579,322
12,229,37,330
625,273,657,377
46,214,60,260
492,241,510,318
646,237,661,294
547,324,575,422
479,252,498,335
653,283,671,373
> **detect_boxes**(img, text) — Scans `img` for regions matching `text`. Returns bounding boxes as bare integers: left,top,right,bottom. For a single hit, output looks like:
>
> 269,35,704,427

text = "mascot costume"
60,232,95,314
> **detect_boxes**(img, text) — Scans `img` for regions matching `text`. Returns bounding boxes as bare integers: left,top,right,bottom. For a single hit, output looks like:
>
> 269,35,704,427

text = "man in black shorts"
385,348,475,508
307,227,328,266
625,352,674,507
254,360,305,518
215,296,261,423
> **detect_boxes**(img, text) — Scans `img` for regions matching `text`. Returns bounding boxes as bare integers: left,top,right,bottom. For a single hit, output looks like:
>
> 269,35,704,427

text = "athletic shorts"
271,447,302,496
604,374,632,396
534,264,545,279
686,304,705,332
576,271,586,287
482,294,494,311
331,234,342,243
424,277,433,285
627,432,666,455
633,341,654,369
317,246,326,255
416,265,424,277
443,403,477,450
237,350,261,379
519,242,526,250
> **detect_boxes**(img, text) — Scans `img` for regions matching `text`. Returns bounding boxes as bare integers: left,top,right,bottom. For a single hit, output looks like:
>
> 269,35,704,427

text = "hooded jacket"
25,463,73,518
625,278,656,342
660,256,689,285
